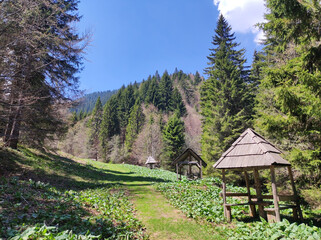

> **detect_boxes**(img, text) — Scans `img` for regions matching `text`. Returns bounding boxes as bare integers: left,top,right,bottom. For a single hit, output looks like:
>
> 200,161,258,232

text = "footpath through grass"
1,147,321,240
0,147,223,239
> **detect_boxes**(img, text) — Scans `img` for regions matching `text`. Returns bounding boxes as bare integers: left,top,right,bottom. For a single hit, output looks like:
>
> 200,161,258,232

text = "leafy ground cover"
2,146,321,240
155,178,321,239
155,178,247,222
0,147,147,239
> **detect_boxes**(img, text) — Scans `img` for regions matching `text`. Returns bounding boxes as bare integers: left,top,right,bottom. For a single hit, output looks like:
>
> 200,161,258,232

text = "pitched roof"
145,156,157,164
213,128,290,169
173,148,207,167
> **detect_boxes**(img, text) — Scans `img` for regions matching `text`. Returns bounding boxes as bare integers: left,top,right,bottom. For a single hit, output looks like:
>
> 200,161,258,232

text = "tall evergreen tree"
162,113,185,170
100,96,120,160
255,0,321,181
193,71,202,85
125,99,145,150
157,71,173,112
200,14,253,166
145,76,159,106
88,97,103,160
0,0,87,149
171,88,187,117
117,84,136,144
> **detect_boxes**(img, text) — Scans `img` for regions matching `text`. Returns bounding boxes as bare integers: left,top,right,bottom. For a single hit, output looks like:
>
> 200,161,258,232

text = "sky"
77,0,266,93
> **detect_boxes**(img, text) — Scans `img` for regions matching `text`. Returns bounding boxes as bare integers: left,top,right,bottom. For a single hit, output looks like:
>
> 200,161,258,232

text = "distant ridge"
72,90,118,113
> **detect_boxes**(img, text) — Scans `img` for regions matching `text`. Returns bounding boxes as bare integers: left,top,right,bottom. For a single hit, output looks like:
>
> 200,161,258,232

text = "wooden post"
222,169,228,219
253,168,265,219
270,166,281,222
244,171,256,217
176,163,179,180
200,160,203,179
287,166,303,220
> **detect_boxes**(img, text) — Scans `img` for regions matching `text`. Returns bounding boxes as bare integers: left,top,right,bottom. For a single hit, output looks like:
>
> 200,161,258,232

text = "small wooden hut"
173,148,207,180
145,156,158,169
214,128,302,222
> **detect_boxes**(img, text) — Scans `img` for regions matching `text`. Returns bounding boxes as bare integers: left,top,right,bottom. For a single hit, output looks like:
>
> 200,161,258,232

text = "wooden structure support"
173,148,207,180
214,128,303,223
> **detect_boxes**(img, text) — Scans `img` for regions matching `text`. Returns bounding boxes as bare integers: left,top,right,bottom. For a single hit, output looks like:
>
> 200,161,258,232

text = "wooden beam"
270,165,281,222
253,168,265,219
200,158,203,179
287,166,303,220
176,163,179,180
244,171,256,217
222,169,227,219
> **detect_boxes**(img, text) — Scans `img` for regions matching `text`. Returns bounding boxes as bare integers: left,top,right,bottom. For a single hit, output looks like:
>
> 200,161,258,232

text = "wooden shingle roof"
173,148,207,167
145,156,157,164
213,128,290,169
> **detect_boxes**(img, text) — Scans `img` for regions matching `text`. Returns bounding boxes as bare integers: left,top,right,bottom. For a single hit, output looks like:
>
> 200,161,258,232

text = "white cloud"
213,0,266,44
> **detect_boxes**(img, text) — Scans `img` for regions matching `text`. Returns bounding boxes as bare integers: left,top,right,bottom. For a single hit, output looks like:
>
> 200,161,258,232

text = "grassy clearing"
2,146,321,240
0,147,148,239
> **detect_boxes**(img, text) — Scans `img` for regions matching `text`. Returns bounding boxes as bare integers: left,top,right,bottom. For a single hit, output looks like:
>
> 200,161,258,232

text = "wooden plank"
278,195,296,201
270,165,281,222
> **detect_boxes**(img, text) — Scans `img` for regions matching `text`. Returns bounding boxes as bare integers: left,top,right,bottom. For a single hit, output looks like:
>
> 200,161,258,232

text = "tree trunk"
4,93,23,149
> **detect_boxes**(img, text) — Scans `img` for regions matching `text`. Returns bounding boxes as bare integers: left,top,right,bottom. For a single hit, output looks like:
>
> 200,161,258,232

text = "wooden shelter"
145,156,158,169
173,148,207,180
213,128,302,222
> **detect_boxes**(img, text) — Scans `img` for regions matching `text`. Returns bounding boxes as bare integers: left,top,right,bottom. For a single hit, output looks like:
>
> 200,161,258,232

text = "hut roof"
145,156,157,165
173,148,207,167
213,128,290,169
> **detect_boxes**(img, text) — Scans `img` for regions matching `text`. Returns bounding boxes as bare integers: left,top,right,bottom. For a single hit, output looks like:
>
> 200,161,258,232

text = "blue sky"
77,0,265,93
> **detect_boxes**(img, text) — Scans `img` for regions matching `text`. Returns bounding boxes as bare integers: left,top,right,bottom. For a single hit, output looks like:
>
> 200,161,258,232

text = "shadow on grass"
0,146,170,191
0,177,143,239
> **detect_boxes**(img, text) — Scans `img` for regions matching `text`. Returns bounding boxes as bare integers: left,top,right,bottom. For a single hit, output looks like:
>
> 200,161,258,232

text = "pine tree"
171,88,187,117
117,84,136,144
255,0,321,181
157,71,173,112
200,14,253,166
145,76,159,106
193,71,202,85
162,113,185,170
100,96,120,160
0,0,87,149
125,99,145,150
88,97,103,160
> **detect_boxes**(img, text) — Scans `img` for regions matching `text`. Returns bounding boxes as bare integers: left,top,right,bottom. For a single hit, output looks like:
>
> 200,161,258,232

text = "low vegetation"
1,146,321,239
155,178,321,239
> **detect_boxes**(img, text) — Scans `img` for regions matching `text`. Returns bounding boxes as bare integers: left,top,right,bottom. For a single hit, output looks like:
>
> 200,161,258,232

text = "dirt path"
129,185,223,240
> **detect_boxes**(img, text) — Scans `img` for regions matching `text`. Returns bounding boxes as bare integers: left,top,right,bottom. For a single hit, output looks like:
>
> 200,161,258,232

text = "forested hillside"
60,69,203,169
71,90,118,114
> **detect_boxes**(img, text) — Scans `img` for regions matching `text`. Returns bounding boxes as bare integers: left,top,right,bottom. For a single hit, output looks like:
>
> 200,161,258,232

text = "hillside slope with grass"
1,147,321,240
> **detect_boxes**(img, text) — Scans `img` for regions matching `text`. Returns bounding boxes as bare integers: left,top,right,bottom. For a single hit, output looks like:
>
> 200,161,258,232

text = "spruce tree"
88,97,103,160
171,88,187,117
125,99,145,150
100,96,120,160
200,14,253,166
145,76,159,106
157,71,173,112
255,0,321,181
194,71,202,85
162,113,185,170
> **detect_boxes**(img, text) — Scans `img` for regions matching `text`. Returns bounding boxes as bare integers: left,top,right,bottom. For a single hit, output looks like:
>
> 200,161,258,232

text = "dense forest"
71,90,118,114
60,69,203,170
